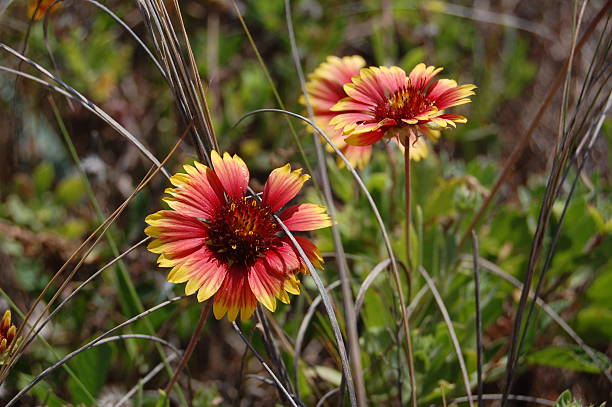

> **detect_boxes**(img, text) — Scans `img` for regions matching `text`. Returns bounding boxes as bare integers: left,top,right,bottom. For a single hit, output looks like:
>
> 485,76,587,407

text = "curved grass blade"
6,296,185,407
418,266,474,407
283,2,366,403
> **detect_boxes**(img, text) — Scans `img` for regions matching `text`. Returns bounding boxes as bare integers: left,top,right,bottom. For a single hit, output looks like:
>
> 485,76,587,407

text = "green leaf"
554,390,574,407
527,345,611,374
586,269,612,306
576,306,612,344
55,176,86,206
17,373,67,407
67,343,112,405
154,390,171,407
33,162,55,194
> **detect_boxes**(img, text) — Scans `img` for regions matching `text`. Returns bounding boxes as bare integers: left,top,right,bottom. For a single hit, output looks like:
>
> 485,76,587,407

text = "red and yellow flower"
330,63,476,148
303,56,430,167
145,151,331,321
302,55,371,169
0,310,16,357
28,0,60,21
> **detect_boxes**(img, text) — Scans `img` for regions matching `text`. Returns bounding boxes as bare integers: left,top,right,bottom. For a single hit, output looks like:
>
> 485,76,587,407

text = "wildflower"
302,56,371,168
145,151,331,321
330,64,476,148
28,0,60,21
0,310,16,356
303,56,429,167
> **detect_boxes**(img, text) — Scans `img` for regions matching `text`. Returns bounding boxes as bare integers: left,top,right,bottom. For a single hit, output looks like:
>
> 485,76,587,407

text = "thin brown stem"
164,301,211,398
404,135,412,277
458,1,612,249
403,134,417,407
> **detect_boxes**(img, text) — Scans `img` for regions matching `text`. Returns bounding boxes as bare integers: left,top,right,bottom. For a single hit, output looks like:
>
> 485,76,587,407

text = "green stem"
403,134,417,407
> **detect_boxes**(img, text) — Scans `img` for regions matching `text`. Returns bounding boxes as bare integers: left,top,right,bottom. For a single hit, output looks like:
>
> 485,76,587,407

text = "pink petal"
341,144,373,169
345,129,385,146
262,240,301,273
210,151,250,200
408,63,443,90
285,236,324,271
279,204,333,231
247,261,285,312
262,164,310,212
213,266,258,321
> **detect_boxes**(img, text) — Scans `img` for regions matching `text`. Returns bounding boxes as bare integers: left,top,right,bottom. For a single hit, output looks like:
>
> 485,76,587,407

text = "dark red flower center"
375,84,433,123
204,196,280,267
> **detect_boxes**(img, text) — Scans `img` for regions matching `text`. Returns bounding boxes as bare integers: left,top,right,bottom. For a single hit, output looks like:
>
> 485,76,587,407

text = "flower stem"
404,135,412,276
165,301,211,397
403,134,417,407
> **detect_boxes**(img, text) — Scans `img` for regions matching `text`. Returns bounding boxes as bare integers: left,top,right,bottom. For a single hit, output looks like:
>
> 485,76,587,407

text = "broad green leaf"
527,345,611,374
17,373,66,407
55,176,86,206
33,162,55,194
67,343,112,405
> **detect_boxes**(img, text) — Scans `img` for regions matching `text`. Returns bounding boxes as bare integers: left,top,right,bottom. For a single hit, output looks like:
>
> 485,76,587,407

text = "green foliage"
67,344,112,404
528,345,611,374
554,390,606,407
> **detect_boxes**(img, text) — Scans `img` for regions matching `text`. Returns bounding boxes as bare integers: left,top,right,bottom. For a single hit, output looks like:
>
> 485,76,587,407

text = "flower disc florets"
378,85,434,122
205,197,279,267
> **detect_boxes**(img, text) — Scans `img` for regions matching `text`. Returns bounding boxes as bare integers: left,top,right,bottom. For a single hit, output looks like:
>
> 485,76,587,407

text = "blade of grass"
460,255,612,381
6,296,186,407
354,259,391,316
293,280,341,392
256,307,294,396
502,4,607,402
0,42,170,179
0,288,99,406
513,91,612,385
112,356,178,407
472,231,484,407
230,0,316,184
249,181,357,407
164,301,211,397
136,0,217,162
315,388,341,407
283,1,366,404
1,120,190,404
231,322,302,407
458,0,612,249
17,237,150,354
418,266,474,407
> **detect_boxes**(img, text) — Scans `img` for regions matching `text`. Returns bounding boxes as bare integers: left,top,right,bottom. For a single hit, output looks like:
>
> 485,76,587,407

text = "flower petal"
263,240,301,273
279,204,333,231
408,63,443,90
345,129,385,146
213,266,257,321
303,55,366,114
338,144,373,169
263,164,311,212
162,162,224,219
285,236,324,272
145,211,208,257
247,261,284,312
210,151,249,200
